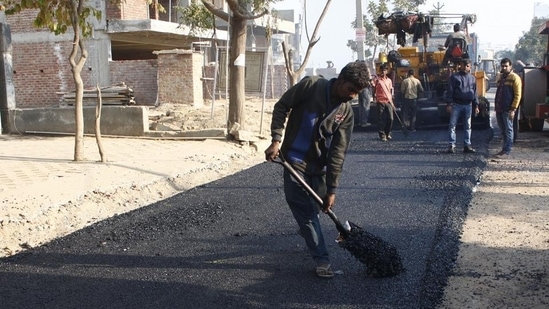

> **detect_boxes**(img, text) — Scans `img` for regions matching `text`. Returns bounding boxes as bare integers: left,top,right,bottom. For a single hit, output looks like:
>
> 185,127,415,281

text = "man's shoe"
463,146,476,153
494,151,510,158
380,136,387,141
315,264,334,279
447,145,455,153
387,134,392,140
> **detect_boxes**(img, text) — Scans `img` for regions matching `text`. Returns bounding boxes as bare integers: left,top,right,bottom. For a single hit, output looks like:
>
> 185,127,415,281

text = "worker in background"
400,69,424,132
374,63,394,141
444,23,467,48
443,23,468,63
357,77,375,128
445,59,479,154
494,58,522,158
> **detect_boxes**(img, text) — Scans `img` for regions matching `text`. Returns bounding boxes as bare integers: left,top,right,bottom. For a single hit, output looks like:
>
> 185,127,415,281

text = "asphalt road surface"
0,122,492,308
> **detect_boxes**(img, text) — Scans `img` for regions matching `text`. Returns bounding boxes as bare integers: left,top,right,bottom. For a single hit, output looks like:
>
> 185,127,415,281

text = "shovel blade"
338,222,404,277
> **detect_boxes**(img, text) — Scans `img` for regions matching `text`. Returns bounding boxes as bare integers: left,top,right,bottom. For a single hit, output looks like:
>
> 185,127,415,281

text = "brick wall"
270,65,290,98
106,0,149,20
11,40,78,107
110,60,158,105
156,50,203,106
5,10,39,33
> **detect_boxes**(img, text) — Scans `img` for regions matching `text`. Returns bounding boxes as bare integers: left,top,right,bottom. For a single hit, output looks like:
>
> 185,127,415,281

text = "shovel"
274,156,404,278
393,105,409,137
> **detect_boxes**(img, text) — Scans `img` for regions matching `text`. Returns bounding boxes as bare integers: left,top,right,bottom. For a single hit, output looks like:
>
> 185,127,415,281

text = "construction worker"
400,69,424,132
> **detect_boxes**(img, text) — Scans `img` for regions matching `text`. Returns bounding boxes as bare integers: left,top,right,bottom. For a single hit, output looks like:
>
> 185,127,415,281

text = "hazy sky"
273,0,547,70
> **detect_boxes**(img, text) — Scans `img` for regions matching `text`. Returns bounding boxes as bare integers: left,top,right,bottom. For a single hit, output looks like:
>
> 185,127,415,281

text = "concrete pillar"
0,23,15,134
86,31,112,87
154,49,204,107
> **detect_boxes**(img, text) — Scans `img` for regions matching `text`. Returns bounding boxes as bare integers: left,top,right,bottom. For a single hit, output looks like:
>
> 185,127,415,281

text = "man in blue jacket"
264,61,370,279
445,58,480,154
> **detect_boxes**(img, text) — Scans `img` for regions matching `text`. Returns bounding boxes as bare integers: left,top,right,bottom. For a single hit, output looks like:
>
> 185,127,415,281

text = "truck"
366,12,492,130
476,49,499,90
477,58,499,91
513,20,549,133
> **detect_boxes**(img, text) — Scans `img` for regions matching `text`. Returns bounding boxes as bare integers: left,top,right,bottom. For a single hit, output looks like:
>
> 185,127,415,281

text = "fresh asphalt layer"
0,125,492,308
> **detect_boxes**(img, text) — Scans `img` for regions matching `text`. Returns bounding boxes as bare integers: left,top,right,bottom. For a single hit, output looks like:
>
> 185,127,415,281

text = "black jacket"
271,76,354,193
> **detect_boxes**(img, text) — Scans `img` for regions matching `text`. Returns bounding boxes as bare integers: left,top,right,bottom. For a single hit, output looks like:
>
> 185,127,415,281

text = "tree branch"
201,0,229,22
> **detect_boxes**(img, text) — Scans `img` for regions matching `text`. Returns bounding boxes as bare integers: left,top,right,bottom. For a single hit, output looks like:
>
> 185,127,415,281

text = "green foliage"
495,49,515,61
176,2,215,33
145,0,166,14
514,17,547,66
176,0,277,37
0,0,116,37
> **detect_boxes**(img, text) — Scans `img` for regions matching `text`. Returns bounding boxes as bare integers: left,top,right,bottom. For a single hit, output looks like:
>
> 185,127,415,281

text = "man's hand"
446,104,452,114
264,141,280,161
322,193,336,213
509,110,516,120
474,106,480,116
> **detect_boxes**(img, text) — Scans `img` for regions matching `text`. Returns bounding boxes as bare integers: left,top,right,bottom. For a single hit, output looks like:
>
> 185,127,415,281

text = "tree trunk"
227,16,247,133
71,46,85,161
154,0,159,20
95,85,107,162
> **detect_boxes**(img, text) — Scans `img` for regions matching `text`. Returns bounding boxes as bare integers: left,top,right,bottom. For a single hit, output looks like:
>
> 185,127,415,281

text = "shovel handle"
273,156,349,235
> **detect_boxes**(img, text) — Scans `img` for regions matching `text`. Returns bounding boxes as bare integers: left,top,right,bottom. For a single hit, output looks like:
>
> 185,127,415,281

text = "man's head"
334,60,371,102
459,59,472,73
338,60,371,88
407,69,414,77
453,23,460,32
379,63,389,77
500,58,513,74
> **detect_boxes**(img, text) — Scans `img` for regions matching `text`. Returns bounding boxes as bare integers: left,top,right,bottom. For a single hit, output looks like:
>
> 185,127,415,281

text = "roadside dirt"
440,131,549,308
148,97,276,135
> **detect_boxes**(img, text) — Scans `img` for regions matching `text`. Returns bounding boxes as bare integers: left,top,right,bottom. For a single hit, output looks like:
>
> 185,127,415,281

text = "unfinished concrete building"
0,0,296,135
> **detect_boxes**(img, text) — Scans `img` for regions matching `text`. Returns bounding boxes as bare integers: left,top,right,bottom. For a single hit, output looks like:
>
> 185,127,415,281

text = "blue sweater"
445,71,479,108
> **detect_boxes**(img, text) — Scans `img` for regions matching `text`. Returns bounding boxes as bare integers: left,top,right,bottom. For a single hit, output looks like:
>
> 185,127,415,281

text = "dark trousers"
377,102,394,137
402,98,418,129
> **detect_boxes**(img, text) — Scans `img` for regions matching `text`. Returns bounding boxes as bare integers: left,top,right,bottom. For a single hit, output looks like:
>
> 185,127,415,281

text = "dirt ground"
440,131,549,308
149,96,276,136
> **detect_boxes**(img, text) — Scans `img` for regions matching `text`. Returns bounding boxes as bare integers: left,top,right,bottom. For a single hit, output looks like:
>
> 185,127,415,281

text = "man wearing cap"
400,69,424,132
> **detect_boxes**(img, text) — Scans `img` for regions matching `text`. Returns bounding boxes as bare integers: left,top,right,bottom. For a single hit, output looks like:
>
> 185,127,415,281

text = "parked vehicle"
514,20,549,133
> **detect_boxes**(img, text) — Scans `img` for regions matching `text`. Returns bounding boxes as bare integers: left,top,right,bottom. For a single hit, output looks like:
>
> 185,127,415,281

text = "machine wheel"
519,117,545,132
530,119,545,132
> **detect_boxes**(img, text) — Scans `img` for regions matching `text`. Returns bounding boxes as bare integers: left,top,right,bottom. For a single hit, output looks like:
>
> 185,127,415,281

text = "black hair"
500,58,512,66
338,60,371,89
453,23,460,32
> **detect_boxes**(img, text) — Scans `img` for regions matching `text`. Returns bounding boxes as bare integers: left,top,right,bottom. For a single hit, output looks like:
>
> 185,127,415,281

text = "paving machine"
368,12,491,130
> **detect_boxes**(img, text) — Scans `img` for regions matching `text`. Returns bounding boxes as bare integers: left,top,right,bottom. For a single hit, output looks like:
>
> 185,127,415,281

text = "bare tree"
281,0,332,86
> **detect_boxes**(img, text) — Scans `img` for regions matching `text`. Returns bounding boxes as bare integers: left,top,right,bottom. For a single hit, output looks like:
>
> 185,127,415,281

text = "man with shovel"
264,60,371,279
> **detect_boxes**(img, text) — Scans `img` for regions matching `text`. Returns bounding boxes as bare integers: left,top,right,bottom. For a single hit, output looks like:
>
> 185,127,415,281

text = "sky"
273,0,548,70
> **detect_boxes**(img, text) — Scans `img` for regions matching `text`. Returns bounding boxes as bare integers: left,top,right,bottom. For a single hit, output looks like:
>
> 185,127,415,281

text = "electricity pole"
355,0,365,61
